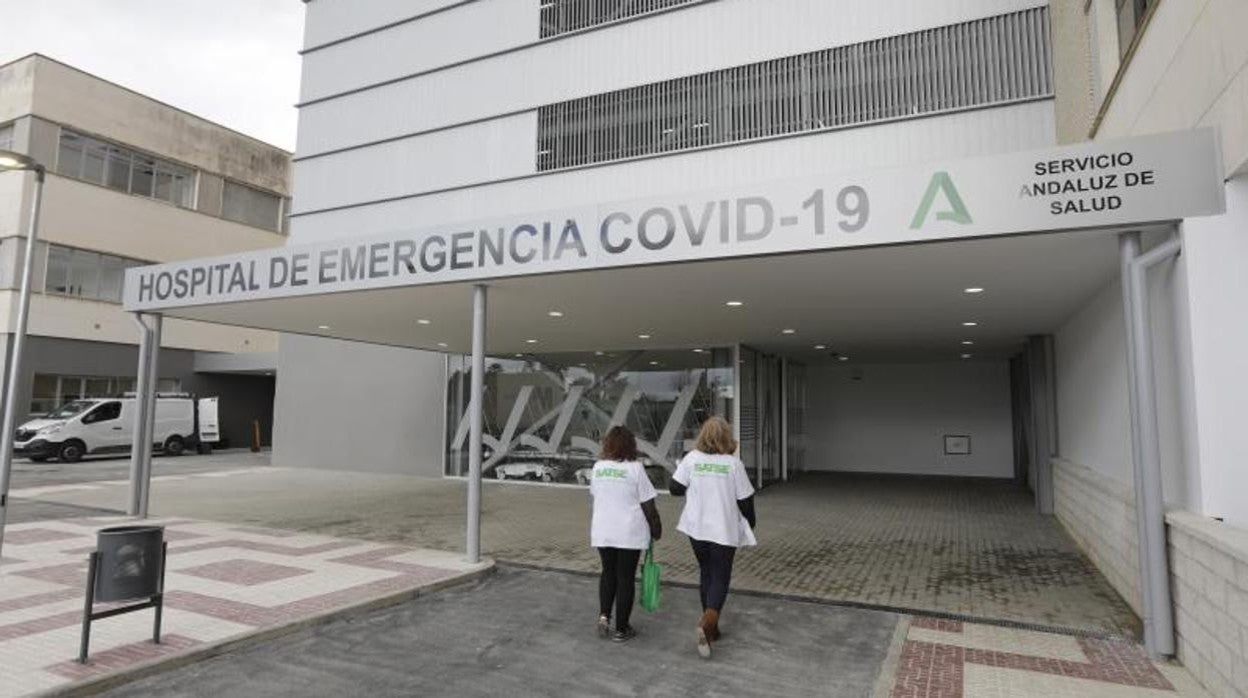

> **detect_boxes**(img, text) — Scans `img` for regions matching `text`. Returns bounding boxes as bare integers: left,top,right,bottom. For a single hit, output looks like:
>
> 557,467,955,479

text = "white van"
15,395,212,463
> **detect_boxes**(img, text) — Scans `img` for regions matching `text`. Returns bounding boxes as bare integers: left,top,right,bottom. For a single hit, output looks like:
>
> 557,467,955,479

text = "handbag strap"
644,544,653,564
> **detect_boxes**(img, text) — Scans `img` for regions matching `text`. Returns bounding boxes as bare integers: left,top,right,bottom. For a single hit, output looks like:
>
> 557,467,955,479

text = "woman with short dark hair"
669,415,756,658
589,425,661,642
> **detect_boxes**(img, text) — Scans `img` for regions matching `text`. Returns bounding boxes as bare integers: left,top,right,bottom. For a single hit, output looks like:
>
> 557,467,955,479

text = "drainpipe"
1120,229,1181,658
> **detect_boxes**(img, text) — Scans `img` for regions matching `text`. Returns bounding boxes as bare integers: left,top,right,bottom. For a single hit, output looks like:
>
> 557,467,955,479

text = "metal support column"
128,314,153,516
0,168,45,561
1026,336,1055,514
780,358,789,482
138,315,162,519
1121,230,1181,657
465,285,486,564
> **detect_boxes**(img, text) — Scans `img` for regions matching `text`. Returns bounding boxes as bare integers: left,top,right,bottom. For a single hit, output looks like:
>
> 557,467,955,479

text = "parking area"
13,461,1138,637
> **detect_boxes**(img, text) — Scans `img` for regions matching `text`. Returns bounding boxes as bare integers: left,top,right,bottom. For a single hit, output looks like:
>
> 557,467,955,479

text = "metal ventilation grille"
537,7,1052,171
539,0,701,39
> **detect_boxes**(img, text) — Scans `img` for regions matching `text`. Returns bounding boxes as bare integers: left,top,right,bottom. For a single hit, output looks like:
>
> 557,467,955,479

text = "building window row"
44,243,146,304
57,129,197,208
31,373,180,416
54,127,288,233
539,0,700,39
536,7,1052,171
222,179,285,232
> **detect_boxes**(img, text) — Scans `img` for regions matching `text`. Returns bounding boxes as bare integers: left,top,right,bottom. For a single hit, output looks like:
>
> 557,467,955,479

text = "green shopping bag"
640,544,662,612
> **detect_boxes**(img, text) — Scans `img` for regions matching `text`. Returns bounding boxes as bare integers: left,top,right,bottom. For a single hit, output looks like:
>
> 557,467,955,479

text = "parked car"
493,461,560,482
15,395,217,463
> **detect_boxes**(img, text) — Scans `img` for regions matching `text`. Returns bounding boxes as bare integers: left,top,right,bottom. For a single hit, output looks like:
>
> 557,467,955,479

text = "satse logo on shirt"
596,467,629,480
693,462,732,476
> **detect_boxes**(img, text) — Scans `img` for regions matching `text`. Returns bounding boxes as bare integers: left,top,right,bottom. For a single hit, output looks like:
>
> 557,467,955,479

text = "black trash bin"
79,525,167,663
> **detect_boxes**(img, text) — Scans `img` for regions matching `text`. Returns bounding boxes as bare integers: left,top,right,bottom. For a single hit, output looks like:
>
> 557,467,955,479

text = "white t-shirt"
589,459,658,550
672,450,757,548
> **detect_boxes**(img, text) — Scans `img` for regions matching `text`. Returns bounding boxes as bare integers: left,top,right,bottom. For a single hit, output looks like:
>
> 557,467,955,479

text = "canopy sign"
124,129,1224,311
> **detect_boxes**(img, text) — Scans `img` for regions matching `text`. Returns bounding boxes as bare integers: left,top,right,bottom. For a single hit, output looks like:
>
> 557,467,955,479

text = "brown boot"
696,609,718,659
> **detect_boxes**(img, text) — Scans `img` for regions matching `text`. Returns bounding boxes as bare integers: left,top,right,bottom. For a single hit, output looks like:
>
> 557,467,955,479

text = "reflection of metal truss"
452,354,702,471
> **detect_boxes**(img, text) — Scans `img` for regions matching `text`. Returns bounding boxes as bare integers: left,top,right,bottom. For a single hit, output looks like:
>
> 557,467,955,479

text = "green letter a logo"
910,172,973,229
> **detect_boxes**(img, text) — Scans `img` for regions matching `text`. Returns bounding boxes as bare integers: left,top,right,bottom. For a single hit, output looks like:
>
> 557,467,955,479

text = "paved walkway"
21,466,1138,636
0,516,489,697
96,567,1208,698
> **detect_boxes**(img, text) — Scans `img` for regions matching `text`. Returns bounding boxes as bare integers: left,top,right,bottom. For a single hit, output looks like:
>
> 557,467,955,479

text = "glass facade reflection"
445,348,734,487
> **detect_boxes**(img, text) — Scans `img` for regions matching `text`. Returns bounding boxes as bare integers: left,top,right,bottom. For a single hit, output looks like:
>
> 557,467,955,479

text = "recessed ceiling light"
649,361,660,366
782,329,796,335
692,349,705,353
579,362,587,366
594,351,605,356
514,353,523,358
838,356,850,362
417,319,431,325
962,321,978,327
814,344,827,350
437,342,448,348
725,301,744,307
317,325,330,330
548,311,564,318
638,334,651,339
964,287,985,294
962,340,975,345
526,339,539,344
961,353,973,359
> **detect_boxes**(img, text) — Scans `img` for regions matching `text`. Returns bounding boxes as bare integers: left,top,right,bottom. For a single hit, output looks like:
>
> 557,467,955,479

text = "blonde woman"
669,416,756,659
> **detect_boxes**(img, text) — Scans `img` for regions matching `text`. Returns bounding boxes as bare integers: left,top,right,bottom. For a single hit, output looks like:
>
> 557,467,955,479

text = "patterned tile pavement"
13,467,1141,636
886,616,1211,697
0,517,489,697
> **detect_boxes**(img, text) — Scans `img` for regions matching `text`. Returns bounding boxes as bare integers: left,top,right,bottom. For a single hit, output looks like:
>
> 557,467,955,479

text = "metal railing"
537,7,1052,171
539,0,700,38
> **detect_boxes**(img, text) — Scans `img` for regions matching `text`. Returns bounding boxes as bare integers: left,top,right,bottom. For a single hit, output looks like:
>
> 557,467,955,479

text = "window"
30,374,177,415
539,0,699,38
536,7,1052,171
0,123,14,151
1116,0,1154,57
56,129,196,208
44,244,145,303
83,401,122,424
222,180,283,232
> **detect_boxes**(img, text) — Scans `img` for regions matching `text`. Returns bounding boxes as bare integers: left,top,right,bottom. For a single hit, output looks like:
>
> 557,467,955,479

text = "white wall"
297,0,1046,156
272,333,445,476
804,361,1014,478
290,100,1055,238
1180,177,1248,526
1052,249,1198,511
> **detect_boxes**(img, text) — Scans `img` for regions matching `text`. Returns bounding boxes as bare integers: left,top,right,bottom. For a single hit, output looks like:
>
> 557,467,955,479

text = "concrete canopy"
145,226,1163,363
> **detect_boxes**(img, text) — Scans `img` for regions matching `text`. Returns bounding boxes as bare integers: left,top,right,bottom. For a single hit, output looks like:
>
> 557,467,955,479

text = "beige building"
0,54,287,447
1051,2,1248,696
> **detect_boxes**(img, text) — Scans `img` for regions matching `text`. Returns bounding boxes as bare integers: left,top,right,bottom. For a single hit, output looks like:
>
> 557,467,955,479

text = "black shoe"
597,615,611,639
611,625,637,642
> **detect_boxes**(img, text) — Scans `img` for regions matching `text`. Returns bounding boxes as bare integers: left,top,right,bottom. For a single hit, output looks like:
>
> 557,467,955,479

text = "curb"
39,560,497,698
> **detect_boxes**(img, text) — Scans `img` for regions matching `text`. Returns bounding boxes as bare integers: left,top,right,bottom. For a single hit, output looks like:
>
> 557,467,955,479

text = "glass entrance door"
739,346,784,488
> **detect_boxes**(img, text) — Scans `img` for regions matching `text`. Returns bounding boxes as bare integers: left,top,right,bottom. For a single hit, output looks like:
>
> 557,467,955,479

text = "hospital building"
15,1,1248,694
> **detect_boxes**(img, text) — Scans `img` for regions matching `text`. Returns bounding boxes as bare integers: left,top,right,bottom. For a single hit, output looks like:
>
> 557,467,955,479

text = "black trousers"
597,547,642,629
690,538,737,612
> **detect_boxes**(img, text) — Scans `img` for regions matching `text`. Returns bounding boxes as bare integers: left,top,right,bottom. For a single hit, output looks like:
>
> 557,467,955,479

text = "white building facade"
118,2,1247,692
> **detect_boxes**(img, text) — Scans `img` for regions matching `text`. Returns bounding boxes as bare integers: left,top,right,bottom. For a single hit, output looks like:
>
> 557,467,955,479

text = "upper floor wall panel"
300,0,534,103
302,0,466,51
295,0,1048,158
1097,0,1248,177
289,99,1055,243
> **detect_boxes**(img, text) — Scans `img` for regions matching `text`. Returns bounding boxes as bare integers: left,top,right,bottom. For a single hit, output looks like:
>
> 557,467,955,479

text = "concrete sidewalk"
96,567,1209,698
0,516,490,697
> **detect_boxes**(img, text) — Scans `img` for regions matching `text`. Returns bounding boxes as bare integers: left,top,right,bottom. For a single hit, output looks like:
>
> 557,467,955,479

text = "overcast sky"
0,0,304,151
